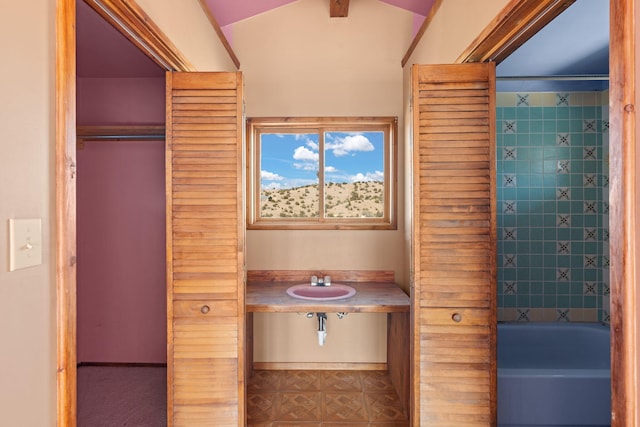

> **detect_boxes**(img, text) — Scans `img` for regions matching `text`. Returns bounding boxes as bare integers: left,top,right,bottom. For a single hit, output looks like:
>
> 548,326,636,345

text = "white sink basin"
286,283,357,301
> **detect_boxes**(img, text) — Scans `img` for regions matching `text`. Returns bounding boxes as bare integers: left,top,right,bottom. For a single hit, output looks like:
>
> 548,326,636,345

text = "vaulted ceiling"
77,0,609,92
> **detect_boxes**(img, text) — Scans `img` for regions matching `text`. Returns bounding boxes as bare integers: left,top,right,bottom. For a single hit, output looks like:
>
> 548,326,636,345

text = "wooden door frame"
455,0,635,425
57,0,636,426
55,1,190,425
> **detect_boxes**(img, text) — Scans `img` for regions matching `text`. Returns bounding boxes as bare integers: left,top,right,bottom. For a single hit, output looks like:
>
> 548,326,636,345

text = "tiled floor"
247,370,409,426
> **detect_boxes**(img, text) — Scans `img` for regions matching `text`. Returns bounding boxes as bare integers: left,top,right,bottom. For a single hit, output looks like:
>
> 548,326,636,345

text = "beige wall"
135,0,237,71
0,1,56,425
233,0,413,363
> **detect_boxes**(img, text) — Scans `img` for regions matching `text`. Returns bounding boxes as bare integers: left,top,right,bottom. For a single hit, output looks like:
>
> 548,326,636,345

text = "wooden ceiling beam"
330,0,350,17
198,0,241,69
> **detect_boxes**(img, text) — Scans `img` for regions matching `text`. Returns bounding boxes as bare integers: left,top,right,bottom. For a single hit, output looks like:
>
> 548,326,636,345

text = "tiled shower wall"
496,92,610,322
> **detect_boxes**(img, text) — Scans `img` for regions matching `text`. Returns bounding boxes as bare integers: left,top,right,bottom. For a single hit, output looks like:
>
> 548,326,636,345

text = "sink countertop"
246,281,410,313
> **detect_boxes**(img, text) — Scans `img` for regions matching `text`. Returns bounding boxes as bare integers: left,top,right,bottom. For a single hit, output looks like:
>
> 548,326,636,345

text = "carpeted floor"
77,365,167,427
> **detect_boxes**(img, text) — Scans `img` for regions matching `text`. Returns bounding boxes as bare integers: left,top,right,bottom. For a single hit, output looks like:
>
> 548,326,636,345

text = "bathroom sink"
286,283,357,301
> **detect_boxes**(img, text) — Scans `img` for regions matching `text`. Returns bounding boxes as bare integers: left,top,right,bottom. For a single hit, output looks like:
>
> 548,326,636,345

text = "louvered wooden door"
411,63,497,426
166,72,245,426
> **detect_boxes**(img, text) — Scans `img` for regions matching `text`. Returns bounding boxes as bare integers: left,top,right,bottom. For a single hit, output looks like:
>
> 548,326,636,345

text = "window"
247,117,397,230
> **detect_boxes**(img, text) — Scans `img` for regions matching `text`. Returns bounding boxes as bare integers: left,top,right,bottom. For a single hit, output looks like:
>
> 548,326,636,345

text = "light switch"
9,218,42,271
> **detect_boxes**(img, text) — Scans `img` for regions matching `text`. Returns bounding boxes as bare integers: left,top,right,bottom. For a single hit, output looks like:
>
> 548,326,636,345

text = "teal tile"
518,201,531,213
530,120,544,133
503,269,517,280
516,161,530,174
543,160,557,173
571,242,584,254
584,296,597,308
497,294,504,306
543,107,557,120
571,120,584,132
530,107,543,120
558,282,570,294
517,269,530,281
543,214,556,227
557,256,571,268
517,214,530,227
570,295,584,308
583,106,597,119
530,255,543,267
530,200,544,214
557,201,571,214
544,121,557,133
544,295,557,307
517,121,530,133
557,108,570,119
517,107,530,119
517,189,531,201
543,255,556,267
544,228,556,240
571,283,583,294
530,267,544,280
557,296,570,307
543,242,557,254
570,107,583,119
517,134,531,146
516,242,530,258
557,228,570,240
584,216,597,227
503,107,516,120
531,282,544,293
544,268,557,281
504,295,517,307
517,294,530,307
530,295,544,307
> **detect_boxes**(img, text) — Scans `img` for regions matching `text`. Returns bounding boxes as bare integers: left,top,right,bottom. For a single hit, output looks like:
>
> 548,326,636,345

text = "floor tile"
277,392,323,421
248,392,278,423
322,392,368,422
365,393,408,422
321,371,362,392
280,371,322,391
249,370,407,425
360,371,396,392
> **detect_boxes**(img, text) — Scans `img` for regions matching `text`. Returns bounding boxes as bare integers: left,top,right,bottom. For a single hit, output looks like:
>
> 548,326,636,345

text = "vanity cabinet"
166,72,245,426
411,63,497,425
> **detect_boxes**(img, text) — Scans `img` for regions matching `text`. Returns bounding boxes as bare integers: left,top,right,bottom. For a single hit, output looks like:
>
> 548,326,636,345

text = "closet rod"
76,125,166,142
497,74,609,81
76,125,165,149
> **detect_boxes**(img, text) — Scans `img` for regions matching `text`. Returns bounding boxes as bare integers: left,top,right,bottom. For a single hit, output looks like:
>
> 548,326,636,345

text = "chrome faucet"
310,275,318,286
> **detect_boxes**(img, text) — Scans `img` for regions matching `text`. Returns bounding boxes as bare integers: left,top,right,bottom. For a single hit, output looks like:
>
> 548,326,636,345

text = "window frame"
246,116,397,230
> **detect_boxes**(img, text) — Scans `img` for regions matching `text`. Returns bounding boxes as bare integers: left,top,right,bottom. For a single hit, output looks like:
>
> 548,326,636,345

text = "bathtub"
498,322,611,427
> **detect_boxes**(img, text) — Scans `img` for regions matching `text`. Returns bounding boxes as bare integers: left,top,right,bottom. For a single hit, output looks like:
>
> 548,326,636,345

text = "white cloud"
307,140,319,151
293,146,319,162
261,170,284,181
351,171,384,182
264,182,282,190
325,166,337,173
294,162,318,171
326,134,374,157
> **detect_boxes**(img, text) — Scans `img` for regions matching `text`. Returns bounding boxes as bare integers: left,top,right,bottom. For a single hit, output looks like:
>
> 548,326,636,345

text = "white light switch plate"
9,218,42,271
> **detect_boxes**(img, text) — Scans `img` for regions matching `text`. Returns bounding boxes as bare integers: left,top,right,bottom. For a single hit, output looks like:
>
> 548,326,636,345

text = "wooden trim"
164,72,175,427
247,270,395,283
410,64,421,426
456,0,575,64
400,0,443,67
246,117,398,230
253,362,387,371
83,0,194,72
56,1,77,426
329,0,350,18
609,0,636,425
197,0,241,69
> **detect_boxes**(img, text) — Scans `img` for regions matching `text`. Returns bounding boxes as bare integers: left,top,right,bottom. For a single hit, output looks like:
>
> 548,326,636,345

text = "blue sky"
260,131,384,190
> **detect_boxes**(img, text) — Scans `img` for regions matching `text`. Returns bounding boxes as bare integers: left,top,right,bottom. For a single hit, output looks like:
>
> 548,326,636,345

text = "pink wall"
77,77,166,363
